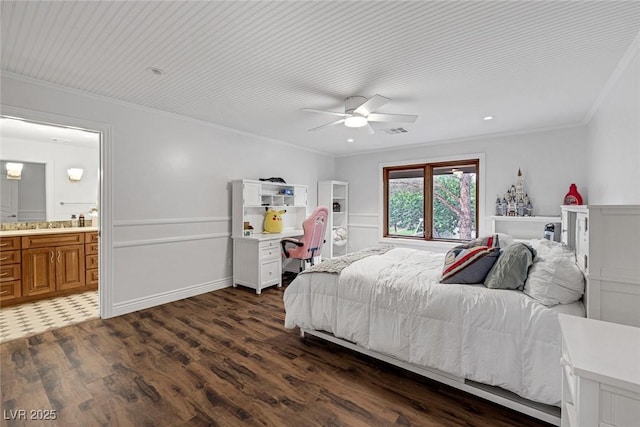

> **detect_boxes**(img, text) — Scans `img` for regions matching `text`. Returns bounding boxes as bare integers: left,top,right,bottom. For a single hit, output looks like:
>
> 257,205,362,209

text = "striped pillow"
440,235,501,284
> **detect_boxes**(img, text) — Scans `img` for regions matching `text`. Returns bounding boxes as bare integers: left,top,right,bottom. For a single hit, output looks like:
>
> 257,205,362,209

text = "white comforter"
284,247,584,405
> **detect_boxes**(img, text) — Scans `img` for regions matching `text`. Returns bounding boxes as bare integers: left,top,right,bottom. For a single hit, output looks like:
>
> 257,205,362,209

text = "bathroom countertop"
0,226,98,237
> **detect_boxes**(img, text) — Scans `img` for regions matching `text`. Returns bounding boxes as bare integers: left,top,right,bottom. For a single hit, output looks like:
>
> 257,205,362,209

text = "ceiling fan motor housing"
344,96,367,114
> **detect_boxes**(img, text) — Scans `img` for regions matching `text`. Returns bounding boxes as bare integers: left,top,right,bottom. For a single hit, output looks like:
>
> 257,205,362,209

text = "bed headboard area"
561,205,640,327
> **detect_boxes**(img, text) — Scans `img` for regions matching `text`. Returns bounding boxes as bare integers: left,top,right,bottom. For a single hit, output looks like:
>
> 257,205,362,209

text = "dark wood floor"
1,281,553,427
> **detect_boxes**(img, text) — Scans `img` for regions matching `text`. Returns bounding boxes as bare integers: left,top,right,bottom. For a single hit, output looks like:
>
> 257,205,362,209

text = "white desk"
232,229,303,294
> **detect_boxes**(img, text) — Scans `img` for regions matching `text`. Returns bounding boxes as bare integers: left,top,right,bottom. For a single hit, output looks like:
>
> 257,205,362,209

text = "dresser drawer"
260,260,280,285
86,254,99,269
22,233,85,249
0,263,21,282
0,250,20,265
0,236,21,251
0,280,21,301
85,242,98,255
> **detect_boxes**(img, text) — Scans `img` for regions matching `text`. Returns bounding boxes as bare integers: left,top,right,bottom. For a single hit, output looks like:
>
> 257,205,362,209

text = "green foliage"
388,189,423,232
388,175,476,238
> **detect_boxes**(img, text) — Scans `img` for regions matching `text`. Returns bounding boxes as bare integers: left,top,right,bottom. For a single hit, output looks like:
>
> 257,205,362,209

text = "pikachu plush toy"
263,209,285,233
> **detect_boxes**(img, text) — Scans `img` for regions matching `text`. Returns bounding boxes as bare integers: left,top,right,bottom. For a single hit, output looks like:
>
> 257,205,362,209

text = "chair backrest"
299,206,329,259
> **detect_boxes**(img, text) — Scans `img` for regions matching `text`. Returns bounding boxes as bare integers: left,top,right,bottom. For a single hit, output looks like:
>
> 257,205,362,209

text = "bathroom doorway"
0,115,102,342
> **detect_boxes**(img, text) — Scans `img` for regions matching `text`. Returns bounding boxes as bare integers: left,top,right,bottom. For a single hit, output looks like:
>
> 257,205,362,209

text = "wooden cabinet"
318,180,349,258
22,234,85,296
561,205,640,327
0,230,98,306
559,314,640,427
0,236,22,302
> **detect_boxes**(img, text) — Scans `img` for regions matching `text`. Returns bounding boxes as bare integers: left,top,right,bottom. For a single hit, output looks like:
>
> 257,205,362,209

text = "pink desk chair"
281,206,329,270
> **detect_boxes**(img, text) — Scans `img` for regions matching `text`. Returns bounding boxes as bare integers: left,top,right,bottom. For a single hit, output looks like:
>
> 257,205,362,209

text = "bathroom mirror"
0,117,100,223
0,160,46,223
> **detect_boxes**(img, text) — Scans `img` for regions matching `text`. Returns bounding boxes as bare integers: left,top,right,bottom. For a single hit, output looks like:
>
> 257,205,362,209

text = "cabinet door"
243,182,261,206
294,186,307,207
22,247,56,296
56,244,85,290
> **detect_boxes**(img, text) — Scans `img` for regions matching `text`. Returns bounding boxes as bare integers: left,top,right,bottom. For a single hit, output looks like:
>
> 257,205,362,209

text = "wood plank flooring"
1,283,553,426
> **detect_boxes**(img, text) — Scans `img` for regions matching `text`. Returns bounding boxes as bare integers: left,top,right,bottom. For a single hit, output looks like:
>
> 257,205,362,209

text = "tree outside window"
384,159,478,241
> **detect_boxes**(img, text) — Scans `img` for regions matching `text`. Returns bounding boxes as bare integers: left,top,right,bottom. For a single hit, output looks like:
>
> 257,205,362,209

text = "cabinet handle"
50,250,54,264
0,289,8,295
0,256,8,261
0,243,8,247
57,251,61,263
0,272,7,277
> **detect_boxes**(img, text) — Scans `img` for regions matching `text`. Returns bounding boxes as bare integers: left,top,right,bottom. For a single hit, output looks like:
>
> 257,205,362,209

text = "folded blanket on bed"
301,245,395,274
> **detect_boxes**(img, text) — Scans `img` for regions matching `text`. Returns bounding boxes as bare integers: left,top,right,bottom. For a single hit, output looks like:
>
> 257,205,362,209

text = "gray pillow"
484,243,536,290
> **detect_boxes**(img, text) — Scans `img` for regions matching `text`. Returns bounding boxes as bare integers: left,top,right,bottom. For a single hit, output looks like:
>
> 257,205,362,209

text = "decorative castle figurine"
496,169,534,217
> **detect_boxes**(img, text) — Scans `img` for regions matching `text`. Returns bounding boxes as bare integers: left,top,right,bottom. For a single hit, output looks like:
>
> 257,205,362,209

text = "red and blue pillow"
441,235,501,284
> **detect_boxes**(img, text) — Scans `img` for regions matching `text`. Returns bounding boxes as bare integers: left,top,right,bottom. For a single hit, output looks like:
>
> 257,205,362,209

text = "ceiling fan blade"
308,118,345,132
302,108,347,117
366,113,418,123
365,122,375,135
353,94,390,116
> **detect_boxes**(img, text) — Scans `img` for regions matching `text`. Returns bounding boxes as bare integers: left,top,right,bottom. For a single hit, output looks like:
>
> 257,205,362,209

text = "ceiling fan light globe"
344,115,368,128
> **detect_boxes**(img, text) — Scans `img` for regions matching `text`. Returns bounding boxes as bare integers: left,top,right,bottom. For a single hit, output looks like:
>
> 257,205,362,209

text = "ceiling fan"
302,95,418,134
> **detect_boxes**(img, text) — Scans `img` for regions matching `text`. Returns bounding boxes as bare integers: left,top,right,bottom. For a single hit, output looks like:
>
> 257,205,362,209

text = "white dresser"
559,314,640,427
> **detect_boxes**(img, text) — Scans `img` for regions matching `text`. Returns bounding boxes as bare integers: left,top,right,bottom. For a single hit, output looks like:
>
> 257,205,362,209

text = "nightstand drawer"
0,263,21,282
0,250,20,265
0,280,21,301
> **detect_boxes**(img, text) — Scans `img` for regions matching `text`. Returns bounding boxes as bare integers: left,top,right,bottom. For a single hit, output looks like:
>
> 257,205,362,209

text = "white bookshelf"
318,180,348,258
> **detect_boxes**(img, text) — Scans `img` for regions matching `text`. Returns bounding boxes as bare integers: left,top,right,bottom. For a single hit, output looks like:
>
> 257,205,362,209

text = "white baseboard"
111,277,232,317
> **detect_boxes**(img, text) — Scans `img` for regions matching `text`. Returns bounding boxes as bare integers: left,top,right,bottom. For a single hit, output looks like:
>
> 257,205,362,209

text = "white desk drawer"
259,240,280,250
261,260,280,285
261,246,280,261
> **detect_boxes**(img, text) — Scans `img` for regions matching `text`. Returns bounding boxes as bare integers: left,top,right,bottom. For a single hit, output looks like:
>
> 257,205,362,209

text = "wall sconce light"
67,168,84,182
6,162,24,180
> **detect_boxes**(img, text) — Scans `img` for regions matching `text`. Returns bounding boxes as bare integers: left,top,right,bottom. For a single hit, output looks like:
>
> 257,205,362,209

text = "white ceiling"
1,1,639,156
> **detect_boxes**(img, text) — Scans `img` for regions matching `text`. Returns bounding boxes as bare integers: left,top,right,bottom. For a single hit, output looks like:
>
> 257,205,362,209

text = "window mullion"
424,165,433,240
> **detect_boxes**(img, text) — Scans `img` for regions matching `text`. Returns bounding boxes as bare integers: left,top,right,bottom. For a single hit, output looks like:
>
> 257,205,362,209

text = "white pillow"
496,233,515,248
524,240,585,306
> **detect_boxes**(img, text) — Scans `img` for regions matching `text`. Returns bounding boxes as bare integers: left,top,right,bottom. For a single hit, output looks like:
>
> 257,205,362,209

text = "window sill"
379,237,458,253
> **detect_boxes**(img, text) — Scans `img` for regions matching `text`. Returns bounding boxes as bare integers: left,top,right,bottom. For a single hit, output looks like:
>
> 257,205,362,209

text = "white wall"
1,73,334,317
1,136,99,221
335,126,588,252
586,39,640,204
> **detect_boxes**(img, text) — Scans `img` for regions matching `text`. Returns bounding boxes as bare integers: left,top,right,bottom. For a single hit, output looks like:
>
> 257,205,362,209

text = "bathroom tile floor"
0,290,98,343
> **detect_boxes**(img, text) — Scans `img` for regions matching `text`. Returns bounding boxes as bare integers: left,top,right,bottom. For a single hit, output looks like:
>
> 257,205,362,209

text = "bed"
283,239,586,425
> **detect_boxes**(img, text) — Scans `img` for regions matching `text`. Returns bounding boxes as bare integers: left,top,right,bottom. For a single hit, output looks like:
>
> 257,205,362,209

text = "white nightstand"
558,314,640,427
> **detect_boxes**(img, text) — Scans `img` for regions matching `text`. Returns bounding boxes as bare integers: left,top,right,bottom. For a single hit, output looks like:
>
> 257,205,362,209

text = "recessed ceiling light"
483,115,494,121
147,67,164,76
347,138,354,143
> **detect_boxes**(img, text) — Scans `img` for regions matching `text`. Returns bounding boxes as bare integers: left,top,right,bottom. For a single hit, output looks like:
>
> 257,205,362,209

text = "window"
383,159,479,241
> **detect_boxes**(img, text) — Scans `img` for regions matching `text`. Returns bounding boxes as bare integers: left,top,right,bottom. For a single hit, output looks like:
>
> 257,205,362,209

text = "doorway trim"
1,105,114,319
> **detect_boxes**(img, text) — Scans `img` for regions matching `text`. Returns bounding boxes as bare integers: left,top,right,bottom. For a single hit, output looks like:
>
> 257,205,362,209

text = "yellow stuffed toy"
263,209,285,233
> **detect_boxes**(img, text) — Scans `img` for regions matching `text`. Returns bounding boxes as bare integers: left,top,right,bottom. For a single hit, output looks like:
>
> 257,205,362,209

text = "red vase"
564,183,583,205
